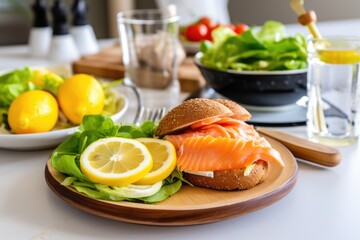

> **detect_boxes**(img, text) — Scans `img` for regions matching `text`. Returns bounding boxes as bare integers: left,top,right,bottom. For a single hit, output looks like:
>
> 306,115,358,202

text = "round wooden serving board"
45,137,298,226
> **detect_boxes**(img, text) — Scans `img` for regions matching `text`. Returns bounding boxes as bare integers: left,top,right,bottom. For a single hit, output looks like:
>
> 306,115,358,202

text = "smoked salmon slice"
190,116,241,129
164,116,284,171
177,135,283,171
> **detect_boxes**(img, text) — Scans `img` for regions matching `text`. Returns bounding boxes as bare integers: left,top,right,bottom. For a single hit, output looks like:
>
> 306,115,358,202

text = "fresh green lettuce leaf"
73,184,111,200
50,115,183,203
200,20,307,71
140,180,182,203
257,20,286,43
42,74,64,95
101,79,124,116
0,67,35,109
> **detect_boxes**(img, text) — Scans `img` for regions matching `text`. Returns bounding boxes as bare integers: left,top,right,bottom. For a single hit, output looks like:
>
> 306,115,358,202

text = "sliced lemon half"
135,138,177,185
80,137,153,187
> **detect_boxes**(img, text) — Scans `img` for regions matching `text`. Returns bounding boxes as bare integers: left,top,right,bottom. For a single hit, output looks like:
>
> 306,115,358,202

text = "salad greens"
200,20,307,71
101,80,124,116
51,114,186,203
0,67,64,127
0,67,35,124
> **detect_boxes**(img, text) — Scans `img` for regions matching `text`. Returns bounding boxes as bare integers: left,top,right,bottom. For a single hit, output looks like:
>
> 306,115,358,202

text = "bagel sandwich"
155,98,284,191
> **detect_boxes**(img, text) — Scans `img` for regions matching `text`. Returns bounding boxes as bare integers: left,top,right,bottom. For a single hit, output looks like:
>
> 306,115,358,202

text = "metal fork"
124,80,167,125
133,106,167,126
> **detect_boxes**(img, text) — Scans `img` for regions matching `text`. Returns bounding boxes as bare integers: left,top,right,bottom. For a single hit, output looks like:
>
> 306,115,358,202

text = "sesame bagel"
183,161,268,191
155,98,233,137
156,98,282,191
213,99,252,121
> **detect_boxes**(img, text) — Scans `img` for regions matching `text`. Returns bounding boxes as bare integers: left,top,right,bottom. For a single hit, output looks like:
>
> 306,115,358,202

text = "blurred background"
1,0,360,46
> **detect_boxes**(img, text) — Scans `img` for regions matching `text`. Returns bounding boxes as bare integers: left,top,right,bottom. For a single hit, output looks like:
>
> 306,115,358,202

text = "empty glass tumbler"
117,8,184,109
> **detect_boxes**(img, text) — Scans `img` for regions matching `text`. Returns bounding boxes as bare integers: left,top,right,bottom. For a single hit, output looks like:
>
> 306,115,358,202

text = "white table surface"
1,20,360,240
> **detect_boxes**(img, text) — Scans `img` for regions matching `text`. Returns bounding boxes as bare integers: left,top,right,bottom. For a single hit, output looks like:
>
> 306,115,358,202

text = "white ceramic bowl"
181,40,200,54
0,93,129,151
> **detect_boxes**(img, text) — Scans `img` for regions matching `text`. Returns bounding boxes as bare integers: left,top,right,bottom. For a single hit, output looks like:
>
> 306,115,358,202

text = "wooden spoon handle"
290,0,322,39
257,128,341,167
299,12,322,39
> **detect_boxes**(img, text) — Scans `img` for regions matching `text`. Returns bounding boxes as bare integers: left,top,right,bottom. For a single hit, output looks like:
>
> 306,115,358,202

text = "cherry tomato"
198,16,211,24
227,24,236,32
185,23,208,42
198,16,216,40
234,23,249,35
198,16,214,28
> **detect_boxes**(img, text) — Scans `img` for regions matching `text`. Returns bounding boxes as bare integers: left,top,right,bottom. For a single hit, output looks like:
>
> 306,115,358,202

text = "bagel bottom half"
183,161,268,191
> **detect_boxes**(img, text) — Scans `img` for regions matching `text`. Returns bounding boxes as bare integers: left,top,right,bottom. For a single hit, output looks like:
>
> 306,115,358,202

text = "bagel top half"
155,98,251,137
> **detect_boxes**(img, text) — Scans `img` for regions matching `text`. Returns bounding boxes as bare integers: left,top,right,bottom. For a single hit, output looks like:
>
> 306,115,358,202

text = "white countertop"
1,20,360,240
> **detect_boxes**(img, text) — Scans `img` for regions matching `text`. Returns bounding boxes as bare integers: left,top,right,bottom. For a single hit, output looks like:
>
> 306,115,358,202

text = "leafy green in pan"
200,20,307,71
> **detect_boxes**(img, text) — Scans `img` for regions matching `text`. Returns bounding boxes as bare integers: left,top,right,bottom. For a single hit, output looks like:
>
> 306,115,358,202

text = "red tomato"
234,23,249,35
198,16,214,28
198,16,213,25
227,24,236,32
185,23,208,42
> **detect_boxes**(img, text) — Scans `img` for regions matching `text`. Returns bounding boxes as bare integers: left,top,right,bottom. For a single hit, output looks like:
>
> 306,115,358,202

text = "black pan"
194,53,307,106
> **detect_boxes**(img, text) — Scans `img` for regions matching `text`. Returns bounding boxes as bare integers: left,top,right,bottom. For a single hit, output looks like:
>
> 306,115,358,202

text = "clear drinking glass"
117,8,183,110
307,37,360,146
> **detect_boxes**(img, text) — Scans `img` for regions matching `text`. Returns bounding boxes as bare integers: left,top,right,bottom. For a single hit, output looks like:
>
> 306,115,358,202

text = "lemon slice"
135,138,177,185
80,137,153,186
318,49,360,64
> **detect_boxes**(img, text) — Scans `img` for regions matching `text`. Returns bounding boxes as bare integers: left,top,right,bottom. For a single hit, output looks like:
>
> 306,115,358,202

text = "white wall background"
1,0,360,45
228,0,360,25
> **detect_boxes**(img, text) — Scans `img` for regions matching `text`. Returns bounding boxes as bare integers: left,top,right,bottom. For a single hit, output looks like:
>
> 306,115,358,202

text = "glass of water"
307,36,360,147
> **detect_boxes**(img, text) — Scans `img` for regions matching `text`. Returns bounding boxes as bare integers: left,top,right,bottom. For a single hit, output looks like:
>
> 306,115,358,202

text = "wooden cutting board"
72,46,205,93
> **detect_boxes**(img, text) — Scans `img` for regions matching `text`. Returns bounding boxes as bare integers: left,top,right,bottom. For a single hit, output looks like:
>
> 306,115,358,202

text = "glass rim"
307,35,360,43
308,36,360,51
117,9,180,25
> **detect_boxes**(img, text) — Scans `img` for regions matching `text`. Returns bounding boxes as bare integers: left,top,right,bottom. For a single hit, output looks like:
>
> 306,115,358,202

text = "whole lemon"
57,74,105,125
8,90,59,134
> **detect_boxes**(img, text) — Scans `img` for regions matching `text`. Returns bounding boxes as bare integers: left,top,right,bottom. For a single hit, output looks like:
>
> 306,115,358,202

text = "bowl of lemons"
0,67,129,150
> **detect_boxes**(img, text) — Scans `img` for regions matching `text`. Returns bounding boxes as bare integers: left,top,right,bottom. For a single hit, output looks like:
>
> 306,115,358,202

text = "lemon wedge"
318,49,360,64
135,138,177,185
80,137,153,186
